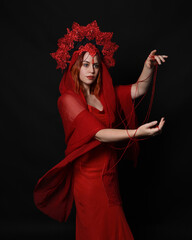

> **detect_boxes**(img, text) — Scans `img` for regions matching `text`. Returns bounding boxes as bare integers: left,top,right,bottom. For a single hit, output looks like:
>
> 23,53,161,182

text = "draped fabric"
73,105,135,240
33,51,138,223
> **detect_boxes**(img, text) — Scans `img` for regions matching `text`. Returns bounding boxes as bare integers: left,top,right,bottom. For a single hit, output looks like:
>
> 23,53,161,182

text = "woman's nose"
89,64,95,73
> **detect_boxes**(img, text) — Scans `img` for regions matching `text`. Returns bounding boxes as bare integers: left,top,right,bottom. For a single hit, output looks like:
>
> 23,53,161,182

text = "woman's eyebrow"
83,60,99,64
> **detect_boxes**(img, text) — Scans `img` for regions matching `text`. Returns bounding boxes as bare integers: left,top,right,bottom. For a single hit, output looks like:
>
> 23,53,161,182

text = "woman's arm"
95,118,165,142
131,50,168,99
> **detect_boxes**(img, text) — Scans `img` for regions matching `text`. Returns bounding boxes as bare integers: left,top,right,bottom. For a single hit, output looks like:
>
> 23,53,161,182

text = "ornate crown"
50,20,119,70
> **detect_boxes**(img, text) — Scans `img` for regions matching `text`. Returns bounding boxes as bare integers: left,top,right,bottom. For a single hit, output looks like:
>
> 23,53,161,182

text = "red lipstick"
87,76,95,80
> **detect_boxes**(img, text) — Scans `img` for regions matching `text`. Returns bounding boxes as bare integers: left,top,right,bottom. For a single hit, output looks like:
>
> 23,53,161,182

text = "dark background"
1,0,192,239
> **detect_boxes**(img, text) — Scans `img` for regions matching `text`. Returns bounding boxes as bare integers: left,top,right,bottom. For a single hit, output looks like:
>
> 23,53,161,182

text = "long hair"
71,52,102,97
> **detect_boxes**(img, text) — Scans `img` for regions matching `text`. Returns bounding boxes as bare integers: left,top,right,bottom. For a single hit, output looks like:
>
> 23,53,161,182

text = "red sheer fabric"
33,93,106,222
33,51,146,225
73,106,134,239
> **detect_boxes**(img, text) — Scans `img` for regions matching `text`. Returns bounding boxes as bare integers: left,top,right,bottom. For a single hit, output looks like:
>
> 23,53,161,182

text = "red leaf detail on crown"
50,20,119,70
77,43,100,57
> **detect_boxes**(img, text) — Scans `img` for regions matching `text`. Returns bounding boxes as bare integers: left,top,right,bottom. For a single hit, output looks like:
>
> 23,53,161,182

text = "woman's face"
79,52,100,86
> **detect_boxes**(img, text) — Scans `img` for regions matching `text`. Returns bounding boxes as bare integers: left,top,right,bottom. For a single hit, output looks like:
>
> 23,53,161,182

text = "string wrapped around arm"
108,64,158,169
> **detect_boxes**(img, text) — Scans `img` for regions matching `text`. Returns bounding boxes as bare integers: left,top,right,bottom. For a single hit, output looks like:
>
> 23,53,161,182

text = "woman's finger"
154,56,161,65
158,118,165,130
158,118,164,128
150,127,160,135
145,121,158,128
150,49,157,56
159,55,165,62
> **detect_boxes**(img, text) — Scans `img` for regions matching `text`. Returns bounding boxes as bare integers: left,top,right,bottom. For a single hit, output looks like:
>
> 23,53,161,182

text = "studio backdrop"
1,1,192,239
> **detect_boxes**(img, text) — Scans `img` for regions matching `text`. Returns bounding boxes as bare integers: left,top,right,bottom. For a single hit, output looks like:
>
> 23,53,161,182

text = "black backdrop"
1,0,192,239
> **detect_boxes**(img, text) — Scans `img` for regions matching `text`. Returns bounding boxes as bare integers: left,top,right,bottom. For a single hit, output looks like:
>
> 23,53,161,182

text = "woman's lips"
86,76,95,80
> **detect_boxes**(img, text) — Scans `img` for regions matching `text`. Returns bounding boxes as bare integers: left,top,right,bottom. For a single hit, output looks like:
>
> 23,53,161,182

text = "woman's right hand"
136,117,165,138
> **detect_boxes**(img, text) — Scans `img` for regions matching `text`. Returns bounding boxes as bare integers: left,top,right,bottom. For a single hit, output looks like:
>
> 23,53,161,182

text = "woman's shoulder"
58,91,77,103
57,91,86,109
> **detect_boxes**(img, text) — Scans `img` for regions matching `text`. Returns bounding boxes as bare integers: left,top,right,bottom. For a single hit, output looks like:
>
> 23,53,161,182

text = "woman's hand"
136,117,165,138
145,50,168,69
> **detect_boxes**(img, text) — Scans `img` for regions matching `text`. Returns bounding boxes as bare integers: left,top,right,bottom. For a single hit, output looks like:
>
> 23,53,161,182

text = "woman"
34,21,167,240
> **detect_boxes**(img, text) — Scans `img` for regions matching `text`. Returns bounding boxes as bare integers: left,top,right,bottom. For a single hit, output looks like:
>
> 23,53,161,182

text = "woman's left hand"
145,49,168,69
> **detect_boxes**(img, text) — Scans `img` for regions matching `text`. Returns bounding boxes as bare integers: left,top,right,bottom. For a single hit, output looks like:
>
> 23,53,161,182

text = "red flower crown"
50,20,119,70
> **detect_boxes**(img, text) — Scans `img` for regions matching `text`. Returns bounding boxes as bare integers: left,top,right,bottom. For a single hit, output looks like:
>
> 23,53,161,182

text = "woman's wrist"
143,61,154,71
124,129,139,139
133,128,140,138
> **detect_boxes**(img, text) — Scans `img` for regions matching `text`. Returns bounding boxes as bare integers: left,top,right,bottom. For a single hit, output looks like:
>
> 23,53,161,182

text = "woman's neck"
82,83,91,97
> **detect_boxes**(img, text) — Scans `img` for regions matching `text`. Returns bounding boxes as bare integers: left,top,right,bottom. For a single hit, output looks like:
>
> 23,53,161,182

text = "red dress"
73,104,134,240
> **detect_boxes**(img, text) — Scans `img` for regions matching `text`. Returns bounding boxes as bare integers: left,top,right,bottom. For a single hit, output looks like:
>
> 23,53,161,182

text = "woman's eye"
82,63,99,68
94,64,99,69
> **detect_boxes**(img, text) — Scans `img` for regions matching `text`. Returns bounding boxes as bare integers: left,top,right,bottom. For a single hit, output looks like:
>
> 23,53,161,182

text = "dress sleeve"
57,93,106,155
114,84,133,111
114,84,139,168
114,84,137,128
57,94,85,136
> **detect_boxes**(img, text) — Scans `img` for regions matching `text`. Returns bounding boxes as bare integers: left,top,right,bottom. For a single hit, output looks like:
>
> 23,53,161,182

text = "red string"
107,65,158,171
109,64,158,151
